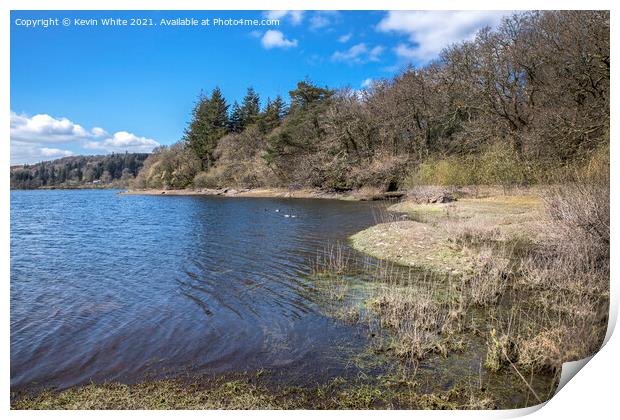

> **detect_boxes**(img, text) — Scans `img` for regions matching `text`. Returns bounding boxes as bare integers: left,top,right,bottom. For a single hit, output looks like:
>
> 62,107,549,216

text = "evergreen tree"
240,87,261,128
289,80,334,111
229,101,243,133
270,95,287,120
208,87,230,133
184,92,211,170
184,87,230,170
259,95,287,133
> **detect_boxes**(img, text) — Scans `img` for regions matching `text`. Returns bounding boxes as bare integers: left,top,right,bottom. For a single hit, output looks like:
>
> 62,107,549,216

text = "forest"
10,153,149,189
133,10,609,192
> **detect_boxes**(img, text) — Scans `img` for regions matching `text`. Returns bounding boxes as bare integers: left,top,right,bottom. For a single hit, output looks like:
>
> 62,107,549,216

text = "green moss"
350,221,475,276
11,380,283,410
351,194,545,277
12,374,497,410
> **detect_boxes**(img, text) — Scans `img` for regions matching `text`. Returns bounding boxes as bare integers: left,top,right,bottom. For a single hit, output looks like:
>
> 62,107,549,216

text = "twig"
501,347,542,404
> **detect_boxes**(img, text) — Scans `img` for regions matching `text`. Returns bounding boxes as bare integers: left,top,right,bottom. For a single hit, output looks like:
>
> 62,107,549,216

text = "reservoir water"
10,189,380,390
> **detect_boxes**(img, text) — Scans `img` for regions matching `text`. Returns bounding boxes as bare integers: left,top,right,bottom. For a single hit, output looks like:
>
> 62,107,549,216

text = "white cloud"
308,11,341,31
377,11,508,63
41,147,73,157
10,111,160,164
331,43,384,64
10,111,89,143
338,33,352,43
84,131,159,153
264,10,304,25
361,78,373,88
394,43,418,60
11,141,74,165
310,14,330,30
261,30,298,49
91,126,107,136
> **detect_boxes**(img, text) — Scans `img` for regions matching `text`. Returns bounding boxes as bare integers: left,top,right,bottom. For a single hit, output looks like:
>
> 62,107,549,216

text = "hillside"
10,153,149,189
133,11,609,193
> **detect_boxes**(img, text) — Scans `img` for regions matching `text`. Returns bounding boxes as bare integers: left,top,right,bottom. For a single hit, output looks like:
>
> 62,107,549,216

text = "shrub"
403,156,480,187
193,171,219,189
477,142,529,188
133,143,200,189
404,142,533,189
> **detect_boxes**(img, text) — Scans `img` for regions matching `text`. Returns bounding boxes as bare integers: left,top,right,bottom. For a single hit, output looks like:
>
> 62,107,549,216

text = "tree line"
10,153,149,189
133,10,609,191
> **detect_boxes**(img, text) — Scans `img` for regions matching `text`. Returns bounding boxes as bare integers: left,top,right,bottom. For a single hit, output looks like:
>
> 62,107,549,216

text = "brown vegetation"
314,151,608,404
11,374,496,410
132,11,608,194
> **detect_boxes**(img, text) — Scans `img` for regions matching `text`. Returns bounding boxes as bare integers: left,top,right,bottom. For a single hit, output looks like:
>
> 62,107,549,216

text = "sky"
10,10,511,164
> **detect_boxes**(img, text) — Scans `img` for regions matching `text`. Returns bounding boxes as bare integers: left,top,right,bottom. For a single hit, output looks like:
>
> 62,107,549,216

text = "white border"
2,1,617,419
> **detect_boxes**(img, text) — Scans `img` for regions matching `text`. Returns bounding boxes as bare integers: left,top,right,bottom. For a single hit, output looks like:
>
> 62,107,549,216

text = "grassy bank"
351,191,543,275
12,372,497,410
343,183,608,386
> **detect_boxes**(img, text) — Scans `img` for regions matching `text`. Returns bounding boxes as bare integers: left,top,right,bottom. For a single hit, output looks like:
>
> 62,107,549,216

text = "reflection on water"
10,190,380,390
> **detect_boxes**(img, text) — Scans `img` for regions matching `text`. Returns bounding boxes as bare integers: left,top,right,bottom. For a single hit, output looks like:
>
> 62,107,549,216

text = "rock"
227,189,238,195
382,191,406,199
428,193,456,204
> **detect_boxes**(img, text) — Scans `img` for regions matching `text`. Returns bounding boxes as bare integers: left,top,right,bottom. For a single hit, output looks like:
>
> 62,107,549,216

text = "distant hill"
10,153,150,189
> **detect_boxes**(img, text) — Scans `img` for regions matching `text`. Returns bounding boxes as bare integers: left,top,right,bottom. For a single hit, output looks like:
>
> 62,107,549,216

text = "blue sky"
10,10,510,164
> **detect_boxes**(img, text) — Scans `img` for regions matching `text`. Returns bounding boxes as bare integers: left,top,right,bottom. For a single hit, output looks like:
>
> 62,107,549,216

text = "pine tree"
270,95,287,120
229,101,243,133
289,80,334,111
260,95,287,133
184,87,230,170
240,87,261,128
184,92,210,170
208,87,230,135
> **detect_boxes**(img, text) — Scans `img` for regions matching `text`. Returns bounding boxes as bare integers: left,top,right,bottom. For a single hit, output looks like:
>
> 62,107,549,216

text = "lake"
10,189,381,391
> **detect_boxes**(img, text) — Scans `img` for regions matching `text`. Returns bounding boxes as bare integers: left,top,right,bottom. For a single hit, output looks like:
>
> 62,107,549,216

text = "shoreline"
11,185,126,191
119,187,406,201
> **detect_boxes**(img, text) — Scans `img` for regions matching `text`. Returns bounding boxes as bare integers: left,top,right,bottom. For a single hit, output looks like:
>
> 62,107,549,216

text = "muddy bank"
119,187,406,201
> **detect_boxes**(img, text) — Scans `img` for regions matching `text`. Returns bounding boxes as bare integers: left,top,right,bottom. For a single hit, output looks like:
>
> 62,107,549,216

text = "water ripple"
11,190,379,390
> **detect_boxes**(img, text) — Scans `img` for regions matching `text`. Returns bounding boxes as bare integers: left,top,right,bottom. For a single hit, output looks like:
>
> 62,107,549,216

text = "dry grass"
390,194,544,242
312,242,469,361
475,178,609,374
350,221,476,276
12,374,496,410
465,247,511,306
12,380,283,410
366,276,467,360
313,242,353,275
344,179,608,389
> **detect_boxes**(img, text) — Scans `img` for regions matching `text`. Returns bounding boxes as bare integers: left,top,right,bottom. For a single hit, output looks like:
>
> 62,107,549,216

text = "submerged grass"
12,373,497,410
12,380,281,410
315,179,608,407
